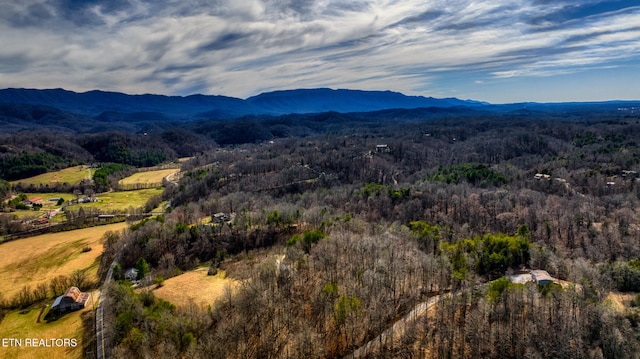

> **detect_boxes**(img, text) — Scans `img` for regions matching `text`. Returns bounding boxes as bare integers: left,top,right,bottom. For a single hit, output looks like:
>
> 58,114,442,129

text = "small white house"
530,270,556,285
507,269,557,285
125,268,139,281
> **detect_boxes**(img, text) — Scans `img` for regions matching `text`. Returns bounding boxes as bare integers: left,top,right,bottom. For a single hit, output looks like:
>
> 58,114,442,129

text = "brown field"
118,169,178,186
0,222,128,300
0,291,97,359
152,268,239,308
10,166,92,187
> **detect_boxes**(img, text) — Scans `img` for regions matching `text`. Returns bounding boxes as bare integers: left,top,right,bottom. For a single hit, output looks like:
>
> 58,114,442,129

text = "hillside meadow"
118,168,178,186
0,222,128,300
9,166,92,187
151,269,238,308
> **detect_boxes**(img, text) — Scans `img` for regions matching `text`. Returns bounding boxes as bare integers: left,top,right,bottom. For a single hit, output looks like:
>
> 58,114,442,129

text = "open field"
5,193,70,220
9,166,92,187
12,193,72,203
64,188,163,212
0,222,128,300
0,292,97,359
8,192,71,209
152,268,238,308
118,168,178,186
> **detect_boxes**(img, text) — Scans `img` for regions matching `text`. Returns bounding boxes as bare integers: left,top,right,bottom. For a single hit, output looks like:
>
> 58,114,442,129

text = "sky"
0,0,639,103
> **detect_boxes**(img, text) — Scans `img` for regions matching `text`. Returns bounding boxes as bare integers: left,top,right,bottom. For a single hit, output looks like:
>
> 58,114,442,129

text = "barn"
50,286,90,315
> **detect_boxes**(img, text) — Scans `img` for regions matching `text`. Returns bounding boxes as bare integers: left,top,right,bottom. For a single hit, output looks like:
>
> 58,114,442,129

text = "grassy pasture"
9,166,92,187
7,192,70,220
64,188,163,212
118,169,178,186
0,222,128,300
0,293,96,359
7,193,71,210
13,193,71,203
152,269,238,308
6,188,160,225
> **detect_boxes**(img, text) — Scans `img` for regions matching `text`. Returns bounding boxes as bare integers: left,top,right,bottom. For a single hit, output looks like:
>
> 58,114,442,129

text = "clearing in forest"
0,222,128,300
9,166,93,187
152,268,239,308
118,169,178,186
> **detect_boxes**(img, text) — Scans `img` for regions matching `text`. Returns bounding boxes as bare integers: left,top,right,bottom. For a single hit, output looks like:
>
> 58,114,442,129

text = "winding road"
343,293,451,359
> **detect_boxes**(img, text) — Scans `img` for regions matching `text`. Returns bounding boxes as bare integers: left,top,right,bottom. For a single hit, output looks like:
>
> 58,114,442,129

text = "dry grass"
151,268,239,308
118,169,178,186
0,291,97,359
64,188,164,212
606,292,634,312
10,166,92,186
0,222,128,299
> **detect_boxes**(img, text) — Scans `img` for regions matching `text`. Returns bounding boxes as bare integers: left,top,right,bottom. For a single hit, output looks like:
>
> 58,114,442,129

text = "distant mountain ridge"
0,87,485,120
1,87,639,131
244,88,485,114
0,88,254,119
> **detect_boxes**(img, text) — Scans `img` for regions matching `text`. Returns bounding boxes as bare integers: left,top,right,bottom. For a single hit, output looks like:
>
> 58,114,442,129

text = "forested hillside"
0,130,213,186
89,111,640,358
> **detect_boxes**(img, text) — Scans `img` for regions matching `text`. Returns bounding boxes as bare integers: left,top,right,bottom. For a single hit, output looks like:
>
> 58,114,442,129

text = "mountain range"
0,87,485,119
1,87,639,133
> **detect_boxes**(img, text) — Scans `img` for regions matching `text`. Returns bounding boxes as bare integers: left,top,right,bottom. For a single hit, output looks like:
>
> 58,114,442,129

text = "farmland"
5,193,69,220
0,293,96,359
9,166,92,187
63,188,164,212
0,222,126,359
118,168,178,186
0,222,128,299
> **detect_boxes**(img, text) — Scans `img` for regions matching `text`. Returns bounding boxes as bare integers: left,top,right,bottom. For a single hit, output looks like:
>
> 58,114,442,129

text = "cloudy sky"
0,0,639,103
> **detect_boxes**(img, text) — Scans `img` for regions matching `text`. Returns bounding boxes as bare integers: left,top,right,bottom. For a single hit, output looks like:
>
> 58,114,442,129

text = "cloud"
0,53,31,74
527,0,639,26
0,0,639,102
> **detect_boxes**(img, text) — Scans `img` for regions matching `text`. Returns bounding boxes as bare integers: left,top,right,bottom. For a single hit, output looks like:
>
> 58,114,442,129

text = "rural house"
530,270,556,285
50,286,90,315
125,268,139,281
507,269,558,285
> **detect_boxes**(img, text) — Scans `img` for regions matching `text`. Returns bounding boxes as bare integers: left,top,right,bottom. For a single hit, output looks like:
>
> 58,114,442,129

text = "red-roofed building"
51,286,90,315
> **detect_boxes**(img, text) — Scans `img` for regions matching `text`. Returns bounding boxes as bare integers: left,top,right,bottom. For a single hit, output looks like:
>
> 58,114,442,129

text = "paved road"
96,259,118,359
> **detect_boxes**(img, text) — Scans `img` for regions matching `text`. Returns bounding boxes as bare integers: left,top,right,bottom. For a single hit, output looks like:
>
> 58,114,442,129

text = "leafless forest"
102,113,640,358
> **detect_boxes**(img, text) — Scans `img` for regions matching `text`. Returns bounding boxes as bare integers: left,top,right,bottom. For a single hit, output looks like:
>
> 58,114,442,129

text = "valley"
2,0,639,355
